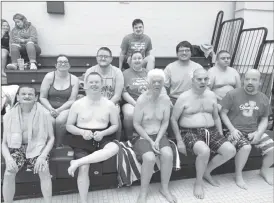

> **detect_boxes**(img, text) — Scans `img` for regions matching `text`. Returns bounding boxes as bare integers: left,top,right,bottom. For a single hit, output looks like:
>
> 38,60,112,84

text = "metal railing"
214,18,244,59
231,27,268,76
254,40,274,99
211,11,224,52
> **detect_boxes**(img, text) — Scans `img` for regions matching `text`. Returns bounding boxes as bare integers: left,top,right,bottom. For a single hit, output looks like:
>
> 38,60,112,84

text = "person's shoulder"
178,90,190,101
228,87,243,96
70,74,79,83
190,60,204,69
71,97,85,108
112,65,123,75
43,71,54,81
142,34,151,40
208,66,217,73
102,97,116,108
159,94,171,103
205,88,217,97
165,60,178,69
123,33,133,40
257,91,269,103
123,68,132,77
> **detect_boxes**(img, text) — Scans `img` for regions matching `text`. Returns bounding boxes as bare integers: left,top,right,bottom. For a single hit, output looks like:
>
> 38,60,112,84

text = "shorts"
180,126,227,154
225,131,274,156
66,127,116,159
132,132,170,162
8,145,49,172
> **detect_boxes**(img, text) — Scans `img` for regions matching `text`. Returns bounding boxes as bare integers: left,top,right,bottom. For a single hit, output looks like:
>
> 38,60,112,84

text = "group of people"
1,18,273,203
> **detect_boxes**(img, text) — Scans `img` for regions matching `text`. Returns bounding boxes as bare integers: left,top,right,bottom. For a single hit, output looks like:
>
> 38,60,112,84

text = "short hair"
130,51,143,58
132,19,144,28
192,68,207,79
176,41,193,53
216,50,230,60
97,47,112,57
17,85,37,96
1,19,10,31
85,72,103,83
147,69,165,84
56,54,69,61
244,69,261,80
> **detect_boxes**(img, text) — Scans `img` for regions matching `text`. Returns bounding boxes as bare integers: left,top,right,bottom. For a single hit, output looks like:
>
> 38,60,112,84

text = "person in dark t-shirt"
220,69,273,189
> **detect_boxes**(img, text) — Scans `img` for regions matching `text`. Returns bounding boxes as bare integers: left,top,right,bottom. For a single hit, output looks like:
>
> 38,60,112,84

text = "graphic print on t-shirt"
101,77,114,100
239,101,259,117
131,77,148,94
130,42,146,55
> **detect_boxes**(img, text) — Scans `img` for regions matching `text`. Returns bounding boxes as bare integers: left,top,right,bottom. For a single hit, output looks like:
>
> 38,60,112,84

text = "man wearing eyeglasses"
119,19,155,71
164,41,203,105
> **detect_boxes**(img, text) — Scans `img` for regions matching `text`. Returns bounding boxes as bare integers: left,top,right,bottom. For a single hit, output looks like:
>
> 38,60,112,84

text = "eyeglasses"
97,55,111,59
178,49,191,53
57,61,69,64
219,57,231,60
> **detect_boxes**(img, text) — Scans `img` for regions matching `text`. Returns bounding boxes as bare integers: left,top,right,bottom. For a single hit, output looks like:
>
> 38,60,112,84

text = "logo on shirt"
239,101,259,117
101,77,114,100
130,42,146,53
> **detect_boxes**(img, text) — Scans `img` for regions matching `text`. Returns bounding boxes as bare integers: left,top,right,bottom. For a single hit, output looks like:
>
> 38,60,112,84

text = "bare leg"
260,148,274,185
1,48,9,77
235,145,252,190
68,142,119,177
143,55,155,71
39,168,52,203
193,141,210,199
204,142,236,187
137,152,156,203
55,110,69,147
159,146,177,203
77,164,90,203
3,170,17,203
122,104,134,141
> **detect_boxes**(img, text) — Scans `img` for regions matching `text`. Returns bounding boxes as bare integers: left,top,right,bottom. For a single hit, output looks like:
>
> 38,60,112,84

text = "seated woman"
132,69,176,203
6,13,41,70
40,55,79,147
208,50,241,110
1,19,10,79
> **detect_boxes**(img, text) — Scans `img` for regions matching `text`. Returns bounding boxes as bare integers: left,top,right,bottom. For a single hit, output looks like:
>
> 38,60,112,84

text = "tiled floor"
13,169,273,203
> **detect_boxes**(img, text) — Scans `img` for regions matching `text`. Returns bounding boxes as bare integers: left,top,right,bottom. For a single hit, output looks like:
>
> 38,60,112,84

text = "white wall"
2,2,235,57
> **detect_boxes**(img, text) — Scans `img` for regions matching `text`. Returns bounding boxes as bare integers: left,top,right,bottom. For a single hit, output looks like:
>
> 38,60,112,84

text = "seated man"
170,69,236,199
164,41,203,105
66,72,119,203
208,50,241,110
119,19,155,71
2,85,54,203
132,69,176,203
220,69,274,189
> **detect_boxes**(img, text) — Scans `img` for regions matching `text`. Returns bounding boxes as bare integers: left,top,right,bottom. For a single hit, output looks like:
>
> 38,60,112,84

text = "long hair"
13,13,31,29
1,19,10,32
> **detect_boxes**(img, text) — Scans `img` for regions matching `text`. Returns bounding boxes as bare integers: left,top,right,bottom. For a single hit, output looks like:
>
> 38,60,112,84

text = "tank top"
48,72,73,109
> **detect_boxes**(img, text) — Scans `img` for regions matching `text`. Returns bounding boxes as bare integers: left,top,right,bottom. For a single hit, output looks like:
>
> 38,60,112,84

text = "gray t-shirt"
164,60,203,100
120,33,152,59
220,88,270,133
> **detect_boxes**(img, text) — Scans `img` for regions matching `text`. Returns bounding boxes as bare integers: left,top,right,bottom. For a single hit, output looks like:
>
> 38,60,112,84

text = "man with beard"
119,19,155,71
164,41,203,105
66,72,119,203
220,69,273,189
2,86,54,203
171,69,236,199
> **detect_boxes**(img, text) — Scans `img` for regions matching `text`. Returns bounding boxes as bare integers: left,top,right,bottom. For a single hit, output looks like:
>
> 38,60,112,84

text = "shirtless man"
2,86,54,203
170,69,236,199
208,50,241,110
66,72,119,203
220,69,274,189
133,69,176,203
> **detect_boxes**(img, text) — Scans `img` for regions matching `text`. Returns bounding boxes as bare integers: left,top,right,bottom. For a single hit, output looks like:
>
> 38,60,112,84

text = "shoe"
6,63,18,70
30,62,37,70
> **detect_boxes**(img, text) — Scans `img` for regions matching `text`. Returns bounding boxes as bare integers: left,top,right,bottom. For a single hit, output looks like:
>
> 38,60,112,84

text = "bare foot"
193,181,205,199
136,194,147,203
204,172,220,187
235,175,248,190
67,160,79,177
260,169,273,185
159,188,177,203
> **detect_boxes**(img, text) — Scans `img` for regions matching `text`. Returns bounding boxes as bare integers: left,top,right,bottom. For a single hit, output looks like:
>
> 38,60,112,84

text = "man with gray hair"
171,68,236,199
220,69,273,189
133,69,176,203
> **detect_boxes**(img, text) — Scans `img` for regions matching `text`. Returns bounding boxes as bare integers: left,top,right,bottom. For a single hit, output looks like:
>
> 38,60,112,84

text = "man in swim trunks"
208,50,241,110
220,69,273,189
133,69,176,203
66,72,119,203
2,85,54,203
170,69,236,199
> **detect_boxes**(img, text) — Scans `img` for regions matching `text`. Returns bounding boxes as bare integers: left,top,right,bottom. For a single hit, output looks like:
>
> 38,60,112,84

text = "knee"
122,104,134,120
142,152,156,164
55,115,66,126
10,44,20,52
38,169,51,180
1,50,8,59
222,143,236,158
240,144,252,153
161,147,173,161
195,144,210,157
4,170,17,177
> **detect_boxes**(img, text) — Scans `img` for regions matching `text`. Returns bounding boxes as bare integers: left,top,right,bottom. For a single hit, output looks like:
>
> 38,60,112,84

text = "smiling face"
2,21,10,32
130,52,143,71
85,74,103,94
56,56,70,72
133,23,144,35
177,46,191,61
16,87,37,105
96,49,112,68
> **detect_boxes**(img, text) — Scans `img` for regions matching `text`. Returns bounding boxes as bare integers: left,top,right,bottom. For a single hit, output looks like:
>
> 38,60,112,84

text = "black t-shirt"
1,32,9,50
